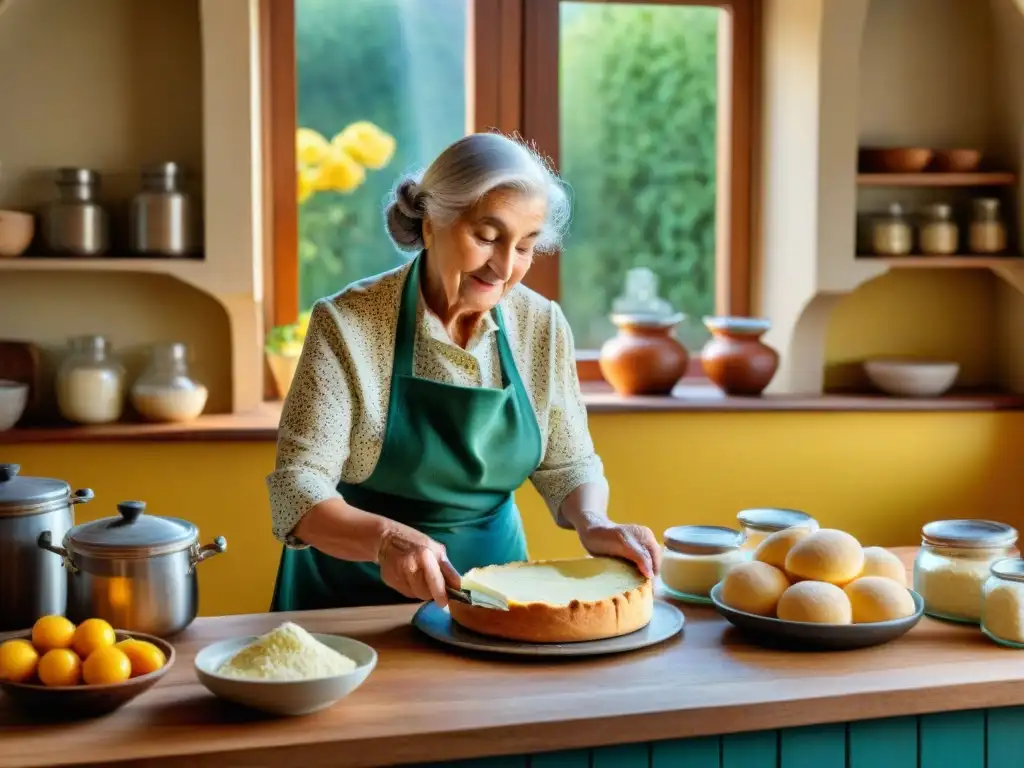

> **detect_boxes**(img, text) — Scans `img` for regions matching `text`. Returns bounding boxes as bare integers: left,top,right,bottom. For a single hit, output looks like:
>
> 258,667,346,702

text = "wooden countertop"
3,548,1024,768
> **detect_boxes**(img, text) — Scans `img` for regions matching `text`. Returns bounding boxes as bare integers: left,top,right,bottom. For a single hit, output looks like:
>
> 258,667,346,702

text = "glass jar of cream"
736,508,820,552
661,525,746,603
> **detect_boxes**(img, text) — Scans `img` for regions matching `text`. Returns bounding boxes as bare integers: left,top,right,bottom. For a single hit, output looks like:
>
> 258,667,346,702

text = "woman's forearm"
557,480,611,532
292,497,392,562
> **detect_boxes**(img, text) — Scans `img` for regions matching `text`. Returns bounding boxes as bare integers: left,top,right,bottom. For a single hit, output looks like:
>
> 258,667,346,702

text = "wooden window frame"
263,0,757,383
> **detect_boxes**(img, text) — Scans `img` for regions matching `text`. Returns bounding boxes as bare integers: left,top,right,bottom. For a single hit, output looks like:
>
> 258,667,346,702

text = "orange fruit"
0,639,39,683
37,649,82,687
82,645,131,686
72,618,116,659
31,615,76,654
116,639,166,677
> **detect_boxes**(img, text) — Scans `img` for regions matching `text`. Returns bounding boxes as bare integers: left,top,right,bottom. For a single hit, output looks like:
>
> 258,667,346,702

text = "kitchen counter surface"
3,547,1024,768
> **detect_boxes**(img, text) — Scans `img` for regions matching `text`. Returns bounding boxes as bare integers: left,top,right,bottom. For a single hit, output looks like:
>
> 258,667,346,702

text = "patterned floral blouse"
266,260,606,547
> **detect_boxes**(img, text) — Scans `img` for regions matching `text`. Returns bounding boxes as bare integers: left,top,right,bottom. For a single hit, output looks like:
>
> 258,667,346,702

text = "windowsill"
3,385,1024,444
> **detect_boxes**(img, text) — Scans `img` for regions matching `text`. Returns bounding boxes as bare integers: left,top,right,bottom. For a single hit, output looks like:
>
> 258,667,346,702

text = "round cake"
448,556,654,643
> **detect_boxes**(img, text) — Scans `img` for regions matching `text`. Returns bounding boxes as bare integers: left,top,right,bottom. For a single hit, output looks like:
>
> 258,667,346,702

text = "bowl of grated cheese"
193,621,377,716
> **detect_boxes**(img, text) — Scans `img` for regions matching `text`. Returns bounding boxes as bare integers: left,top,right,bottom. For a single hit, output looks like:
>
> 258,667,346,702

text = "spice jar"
969,198,1007,254
736,508,820,552
55,335,126,425
661,525,746,603
130,342,208,423
913,519,1018,624
919,203,959,255
982,558,1024,648
871,203,913,256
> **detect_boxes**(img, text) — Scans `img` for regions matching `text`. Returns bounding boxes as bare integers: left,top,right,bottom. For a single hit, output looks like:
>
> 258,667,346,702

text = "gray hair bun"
385,177,426,251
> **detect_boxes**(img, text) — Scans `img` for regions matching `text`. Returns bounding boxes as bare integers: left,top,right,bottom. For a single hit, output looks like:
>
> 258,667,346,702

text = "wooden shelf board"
855,255,1024,268
0,255,205,275
857,172,1017,187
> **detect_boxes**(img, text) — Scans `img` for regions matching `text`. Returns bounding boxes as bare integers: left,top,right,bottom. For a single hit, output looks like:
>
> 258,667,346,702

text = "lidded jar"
130,162,197,257
661,525,746,602
55,335,126,425
871,202,913,256
130,342,208,423
42,168,109,256
919,203,959,255
982,558,1024,648
969,198,1007,254
913,519,1018,624
736,508,820,551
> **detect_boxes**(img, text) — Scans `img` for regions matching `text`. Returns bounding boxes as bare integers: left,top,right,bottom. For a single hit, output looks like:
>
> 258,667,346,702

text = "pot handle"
71,488,95,505
37,531,78,573
190,535,227,572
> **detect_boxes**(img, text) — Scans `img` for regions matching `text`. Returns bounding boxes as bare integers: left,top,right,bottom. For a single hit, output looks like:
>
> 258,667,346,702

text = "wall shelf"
857,172,1017,187
855,255,1024,267
0,255,206,283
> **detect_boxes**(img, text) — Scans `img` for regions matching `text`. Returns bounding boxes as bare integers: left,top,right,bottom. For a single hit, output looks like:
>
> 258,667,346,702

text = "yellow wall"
11,409,1024,617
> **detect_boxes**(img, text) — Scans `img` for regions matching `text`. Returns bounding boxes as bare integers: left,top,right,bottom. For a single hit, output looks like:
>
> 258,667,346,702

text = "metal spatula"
446,586,509,611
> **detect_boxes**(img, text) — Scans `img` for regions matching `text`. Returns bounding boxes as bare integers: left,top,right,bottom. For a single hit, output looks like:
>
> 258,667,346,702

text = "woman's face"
423,188,547,314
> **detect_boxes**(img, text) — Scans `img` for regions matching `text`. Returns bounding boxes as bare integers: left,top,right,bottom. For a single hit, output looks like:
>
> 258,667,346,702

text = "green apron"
271,254,543,611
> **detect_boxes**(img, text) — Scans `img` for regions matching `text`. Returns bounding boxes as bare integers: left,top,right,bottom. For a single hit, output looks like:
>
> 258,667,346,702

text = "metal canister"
130,162,197,256
42,168,109,256
0,463,94,631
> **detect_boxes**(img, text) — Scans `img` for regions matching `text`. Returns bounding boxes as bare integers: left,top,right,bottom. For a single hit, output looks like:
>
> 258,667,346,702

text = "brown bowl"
859,147,934,173
929,149,982,173
0,630,175,720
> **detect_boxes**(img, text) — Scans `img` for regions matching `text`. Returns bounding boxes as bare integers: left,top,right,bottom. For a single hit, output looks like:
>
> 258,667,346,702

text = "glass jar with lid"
913,519,1018,624
130,342,208,423
55,335,126,425
871,202,913,256
982,558,1024,648
736,508,820,552
919,203,959,255
661,525,746,603
969,198,1007,254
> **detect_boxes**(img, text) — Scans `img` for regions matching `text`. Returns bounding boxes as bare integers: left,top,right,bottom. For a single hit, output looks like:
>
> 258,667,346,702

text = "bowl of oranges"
0,615,174,718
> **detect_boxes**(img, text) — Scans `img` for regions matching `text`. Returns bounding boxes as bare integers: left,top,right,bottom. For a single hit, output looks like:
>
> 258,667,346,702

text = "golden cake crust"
447,557,655,643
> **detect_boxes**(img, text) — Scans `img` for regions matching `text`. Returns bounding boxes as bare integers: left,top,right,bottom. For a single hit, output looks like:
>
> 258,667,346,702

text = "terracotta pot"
701,316,779,396
598,313,689,396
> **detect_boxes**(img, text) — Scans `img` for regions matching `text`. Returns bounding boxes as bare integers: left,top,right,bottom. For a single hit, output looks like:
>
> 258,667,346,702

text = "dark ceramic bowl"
709,583,924,651
0,630,175,719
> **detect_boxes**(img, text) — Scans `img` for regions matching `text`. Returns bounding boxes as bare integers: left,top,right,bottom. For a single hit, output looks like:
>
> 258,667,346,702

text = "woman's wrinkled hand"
576,520,662,578
376,524,462,606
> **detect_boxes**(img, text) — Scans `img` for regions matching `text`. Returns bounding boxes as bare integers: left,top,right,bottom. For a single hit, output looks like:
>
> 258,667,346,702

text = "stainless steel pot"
38,500,226,638
0,463,94,631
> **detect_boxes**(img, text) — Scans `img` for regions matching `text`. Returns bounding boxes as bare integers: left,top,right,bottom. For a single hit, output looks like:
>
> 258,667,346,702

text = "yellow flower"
297,167,319,204
296,127,330,168
314,147,366,193
332,121,396,170
295,310,311,340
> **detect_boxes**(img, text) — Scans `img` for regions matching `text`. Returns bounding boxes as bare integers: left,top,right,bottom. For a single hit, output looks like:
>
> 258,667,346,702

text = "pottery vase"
598,313,689,396
701,316,779,396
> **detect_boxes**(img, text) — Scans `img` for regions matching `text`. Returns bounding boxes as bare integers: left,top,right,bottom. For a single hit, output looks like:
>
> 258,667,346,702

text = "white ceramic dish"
0,380,28,430
863,359,959,398
193,633,377,716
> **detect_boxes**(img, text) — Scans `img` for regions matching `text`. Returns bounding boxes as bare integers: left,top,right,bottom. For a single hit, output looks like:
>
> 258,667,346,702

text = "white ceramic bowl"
863,359,960,398
194,633,377,716
0,380,28,430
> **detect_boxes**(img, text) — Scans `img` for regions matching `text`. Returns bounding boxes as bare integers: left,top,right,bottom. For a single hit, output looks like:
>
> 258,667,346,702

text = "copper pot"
701,317,779,396
598,313,689,396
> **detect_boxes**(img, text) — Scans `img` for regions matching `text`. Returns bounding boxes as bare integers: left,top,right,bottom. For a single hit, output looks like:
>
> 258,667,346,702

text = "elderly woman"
267,132,661,612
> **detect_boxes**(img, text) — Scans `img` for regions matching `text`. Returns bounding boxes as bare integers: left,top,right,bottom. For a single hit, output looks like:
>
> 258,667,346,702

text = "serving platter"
412,598,684,658
709,583,924,651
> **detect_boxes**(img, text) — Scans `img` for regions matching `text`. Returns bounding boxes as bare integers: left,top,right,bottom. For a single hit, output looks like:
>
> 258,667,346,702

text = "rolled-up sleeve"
266,301,353,547
529,303,607,521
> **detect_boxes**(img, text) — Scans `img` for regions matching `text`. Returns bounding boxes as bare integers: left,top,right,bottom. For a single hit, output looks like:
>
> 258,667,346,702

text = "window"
264,0,756,382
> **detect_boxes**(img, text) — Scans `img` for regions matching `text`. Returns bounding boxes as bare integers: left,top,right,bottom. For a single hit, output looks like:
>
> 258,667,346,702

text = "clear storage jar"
130,342,208,423
919,203,959,255
871,203,913,255
913,519,1018,624
982,558,1024,648
55,335,126,425
661,525,746,603
969,198,1007,254
736,508,820,552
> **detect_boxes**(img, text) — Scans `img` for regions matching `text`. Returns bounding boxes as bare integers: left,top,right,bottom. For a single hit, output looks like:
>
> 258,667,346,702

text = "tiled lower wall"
418,707,1024,767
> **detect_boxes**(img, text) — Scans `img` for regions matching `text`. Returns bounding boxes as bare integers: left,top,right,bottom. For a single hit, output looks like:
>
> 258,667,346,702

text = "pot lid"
736,507,816,533
703,316,771,335
610,311,685,329
0,463,71,513
67,500,198,558
921,519,1018,549
664,525,744,555
990,557,1024,583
